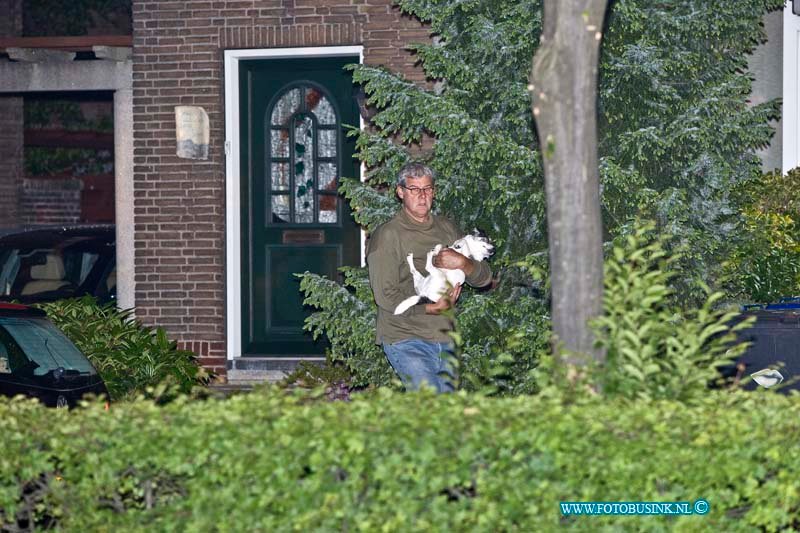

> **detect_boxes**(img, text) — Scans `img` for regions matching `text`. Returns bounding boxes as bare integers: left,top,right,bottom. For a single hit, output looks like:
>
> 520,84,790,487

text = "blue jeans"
382,338,456,393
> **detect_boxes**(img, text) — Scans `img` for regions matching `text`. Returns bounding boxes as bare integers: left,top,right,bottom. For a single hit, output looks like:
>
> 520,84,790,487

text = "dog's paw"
432,244,442,254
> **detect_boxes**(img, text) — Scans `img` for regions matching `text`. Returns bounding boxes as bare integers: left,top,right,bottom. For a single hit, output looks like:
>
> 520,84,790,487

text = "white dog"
393,232,494,315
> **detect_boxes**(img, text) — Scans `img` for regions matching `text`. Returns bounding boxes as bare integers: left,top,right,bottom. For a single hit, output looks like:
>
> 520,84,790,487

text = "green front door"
240,56,360,356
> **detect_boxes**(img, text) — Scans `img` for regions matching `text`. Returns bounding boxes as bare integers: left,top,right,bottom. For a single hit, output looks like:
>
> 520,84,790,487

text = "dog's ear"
472,227,488,239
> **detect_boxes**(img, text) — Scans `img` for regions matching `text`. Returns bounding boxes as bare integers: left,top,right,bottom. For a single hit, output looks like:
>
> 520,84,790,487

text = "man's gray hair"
397,162,436,187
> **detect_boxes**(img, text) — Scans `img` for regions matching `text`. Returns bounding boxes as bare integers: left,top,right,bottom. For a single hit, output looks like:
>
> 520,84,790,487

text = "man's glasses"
401,185,435,197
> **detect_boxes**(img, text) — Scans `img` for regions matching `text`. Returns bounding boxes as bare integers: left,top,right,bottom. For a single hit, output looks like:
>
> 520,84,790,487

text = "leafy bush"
593,224,754,402
725,168,800,303
299,265,550,394
35,297,211,401
453,275,549,395
2,389,799,531
298,267,394,388
281,359,360,401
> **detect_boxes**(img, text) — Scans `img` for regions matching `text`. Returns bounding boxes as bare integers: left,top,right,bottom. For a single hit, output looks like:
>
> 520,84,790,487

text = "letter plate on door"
282,229,325,244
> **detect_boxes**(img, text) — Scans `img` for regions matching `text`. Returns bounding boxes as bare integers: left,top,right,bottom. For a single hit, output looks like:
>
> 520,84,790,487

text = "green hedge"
2,389,799,531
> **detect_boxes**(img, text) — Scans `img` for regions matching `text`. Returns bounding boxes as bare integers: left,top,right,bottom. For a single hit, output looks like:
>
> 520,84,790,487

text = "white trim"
224,51,241,362
224,46,365,361
783,8,800,172
359,48,367,268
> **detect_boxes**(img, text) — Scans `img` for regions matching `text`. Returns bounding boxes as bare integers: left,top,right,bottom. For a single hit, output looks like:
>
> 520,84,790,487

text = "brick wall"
131,0,431,377
0,0,23,229
0,100,23,229
20,178,83,225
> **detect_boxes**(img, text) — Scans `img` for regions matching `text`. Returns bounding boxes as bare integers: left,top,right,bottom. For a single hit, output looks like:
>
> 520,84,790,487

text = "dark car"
0,224,115,304
0,303,108,408
729,301,800,393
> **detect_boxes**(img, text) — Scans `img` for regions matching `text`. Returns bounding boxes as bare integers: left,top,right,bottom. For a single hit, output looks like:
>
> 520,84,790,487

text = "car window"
0,317,96,376
0,341,9,374
104,264,116,299
0,250,20,295
73,252,100,286
0,246,102,298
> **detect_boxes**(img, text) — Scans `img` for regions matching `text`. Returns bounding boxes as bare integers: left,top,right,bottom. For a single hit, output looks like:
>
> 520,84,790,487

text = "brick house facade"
131,0,431,379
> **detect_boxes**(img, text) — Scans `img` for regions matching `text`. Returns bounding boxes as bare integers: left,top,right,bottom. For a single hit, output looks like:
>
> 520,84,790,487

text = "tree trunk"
531,0,608,366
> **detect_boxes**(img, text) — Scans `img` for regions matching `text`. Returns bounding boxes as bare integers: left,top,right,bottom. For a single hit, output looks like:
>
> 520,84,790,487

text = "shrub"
280,359,360,401
453,274,549,395
35,296,212,401
724,168,800,303
298,265,550,394
1,389,799,531
592,224,754,402
297,267,394,388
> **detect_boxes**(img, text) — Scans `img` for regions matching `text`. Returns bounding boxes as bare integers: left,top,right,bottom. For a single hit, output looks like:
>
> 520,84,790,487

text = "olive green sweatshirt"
367,209,492,344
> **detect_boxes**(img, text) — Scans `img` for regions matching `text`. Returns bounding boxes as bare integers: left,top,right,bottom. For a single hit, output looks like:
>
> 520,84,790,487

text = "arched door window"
267,84,339,224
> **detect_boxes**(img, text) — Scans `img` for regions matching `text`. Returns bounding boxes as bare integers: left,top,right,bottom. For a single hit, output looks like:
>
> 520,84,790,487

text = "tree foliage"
23,0,132,37
24,99,115,177
600,0,782,293
725,168,800,302
300,0,782,389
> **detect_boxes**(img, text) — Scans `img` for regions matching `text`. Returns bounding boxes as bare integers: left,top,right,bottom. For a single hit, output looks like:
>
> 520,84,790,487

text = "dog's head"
450,233,495,261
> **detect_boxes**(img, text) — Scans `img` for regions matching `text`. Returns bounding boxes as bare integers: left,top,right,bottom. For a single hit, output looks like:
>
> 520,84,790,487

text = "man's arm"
433,219,493,288
424,284,461,315
433,249,492,288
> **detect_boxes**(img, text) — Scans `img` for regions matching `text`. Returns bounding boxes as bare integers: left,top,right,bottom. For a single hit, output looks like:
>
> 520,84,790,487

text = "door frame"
224,46,365,362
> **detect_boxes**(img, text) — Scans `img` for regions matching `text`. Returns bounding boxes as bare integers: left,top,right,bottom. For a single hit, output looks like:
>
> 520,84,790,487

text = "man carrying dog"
367,162,492,392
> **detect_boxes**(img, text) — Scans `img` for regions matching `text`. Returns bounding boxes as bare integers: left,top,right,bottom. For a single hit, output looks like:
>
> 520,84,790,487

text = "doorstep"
226,357,325,385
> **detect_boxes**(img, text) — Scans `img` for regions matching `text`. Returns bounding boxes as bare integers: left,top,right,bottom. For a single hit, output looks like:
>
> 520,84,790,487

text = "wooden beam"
25,129,114,150
0,35,132,53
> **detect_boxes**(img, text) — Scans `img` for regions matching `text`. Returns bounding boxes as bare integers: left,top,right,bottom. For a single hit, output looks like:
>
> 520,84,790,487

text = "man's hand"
433,249,475,276
425,284,462,315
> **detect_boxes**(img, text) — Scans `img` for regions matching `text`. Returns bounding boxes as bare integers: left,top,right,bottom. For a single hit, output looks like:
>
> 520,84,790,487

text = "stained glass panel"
318,129,336,158
268,84,341,224
271,162,289,190
307,87,336,125
293,115,314,223
271,195,290,223
271,129,290,158
295,196,313,223
270,88,301,126
319,196,337,223
319,162,337,191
